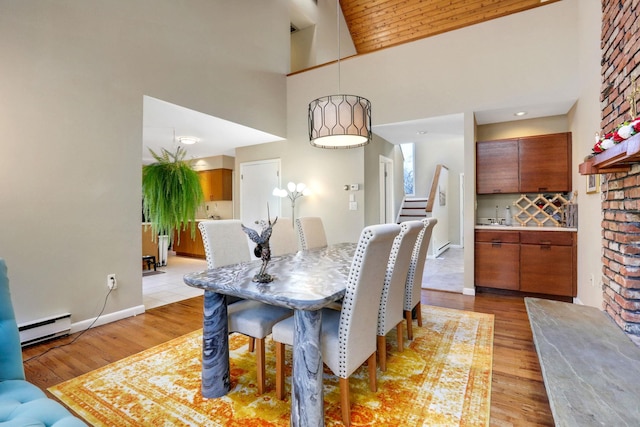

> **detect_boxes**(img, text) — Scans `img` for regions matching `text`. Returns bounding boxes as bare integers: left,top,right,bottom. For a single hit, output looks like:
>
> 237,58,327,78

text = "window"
400,143,415,196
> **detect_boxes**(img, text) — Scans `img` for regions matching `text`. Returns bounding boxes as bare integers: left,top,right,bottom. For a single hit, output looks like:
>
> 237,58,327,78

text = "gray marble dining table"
183,242,355,427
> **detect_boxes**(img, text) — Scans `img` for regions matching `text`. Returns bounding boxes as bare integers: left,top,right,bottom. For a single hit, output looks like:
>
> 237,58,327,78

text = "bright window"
400,143,415,196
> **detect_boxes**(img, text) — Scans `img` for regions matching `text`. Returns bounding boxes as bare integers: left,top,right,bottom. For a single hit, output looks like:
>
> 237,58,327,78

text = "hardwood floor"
22,290,554,426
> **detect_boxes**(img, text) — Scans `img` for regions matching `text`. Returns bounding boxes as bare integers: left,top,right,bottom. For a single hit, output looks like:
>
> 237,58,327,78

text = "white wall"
569,0,604,308
0,0,289,325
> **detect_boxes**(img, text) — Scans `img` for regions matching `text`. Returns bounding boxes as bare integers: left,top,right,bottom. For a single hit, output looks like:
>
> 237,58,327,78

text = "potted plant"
142,146,204,264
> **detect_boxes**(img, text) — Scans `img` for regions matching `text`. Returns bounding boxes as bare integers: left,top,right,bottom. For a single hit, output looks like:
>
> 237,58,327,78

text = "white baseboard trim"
70,305,146,334
462,287,476,296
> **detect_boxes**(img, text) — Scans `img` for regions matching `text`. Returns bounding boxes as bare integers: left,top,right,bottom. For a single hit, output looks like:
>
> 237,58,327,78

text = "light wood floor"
22,289,554,426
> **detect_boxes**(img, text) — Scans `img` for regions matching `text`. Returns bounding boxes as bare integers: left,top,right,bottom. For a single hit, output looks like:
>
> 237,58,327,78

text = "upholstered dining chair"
295,216,328,250
267,218,299,256
376,220,424,372
272,223,400,427
198,220,292,394
403,218,437,340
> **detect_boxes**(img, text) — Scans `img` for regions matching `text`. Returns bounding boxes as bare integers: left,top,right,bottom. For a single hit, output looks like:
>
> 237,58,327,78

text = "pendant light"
308,0,372,149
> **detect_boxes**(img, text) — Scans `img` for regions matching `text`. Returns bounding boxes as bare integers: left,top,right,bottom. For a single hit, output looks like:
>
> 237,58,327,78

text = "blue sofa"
0,259,87,426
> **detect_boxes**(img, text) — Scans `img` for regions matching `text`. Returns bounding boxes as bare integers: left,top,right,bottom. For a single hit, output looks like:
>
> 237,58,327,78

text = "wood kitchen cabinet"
474,230,520,290
476,139,519,194
173,223,205,258
476,132,572,194
474,229,576,298
199,169,232,201
519,133,572,193
520,231,576,297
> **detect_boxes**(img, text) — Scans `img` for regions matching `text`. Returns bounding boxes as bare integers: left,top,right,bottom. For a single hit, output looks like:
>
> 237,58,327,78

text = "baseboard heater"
18,313,71,347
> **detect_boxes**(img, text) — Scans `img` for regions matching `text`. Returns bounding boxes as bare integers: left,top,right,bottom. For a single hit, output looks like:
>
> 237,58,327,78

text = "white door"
379,155,394,223
240,159,281,226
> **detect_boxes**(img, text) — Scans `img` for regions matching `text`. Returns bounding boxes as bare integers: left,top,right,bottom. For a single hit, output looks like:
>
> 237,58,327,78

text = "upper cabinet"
476,139,519,194
199,168,233,201
476,132,572,194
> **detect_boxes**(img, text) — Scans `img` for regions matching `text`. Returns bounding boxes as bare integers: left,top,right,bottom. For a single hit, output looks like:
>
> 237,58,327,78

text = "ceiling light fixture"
308,1,371,149
514,111,527,117
178,136,198,145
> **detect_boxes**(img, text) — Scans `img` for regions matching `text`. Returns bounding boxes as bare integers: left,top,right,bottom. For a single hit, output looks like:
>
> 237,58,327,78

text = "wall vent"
18,313,71,347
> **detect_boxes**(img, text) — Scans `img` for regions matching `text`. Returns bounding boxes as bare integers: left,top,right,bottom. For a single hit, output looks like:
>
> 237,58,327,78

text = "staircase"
396,197,428,223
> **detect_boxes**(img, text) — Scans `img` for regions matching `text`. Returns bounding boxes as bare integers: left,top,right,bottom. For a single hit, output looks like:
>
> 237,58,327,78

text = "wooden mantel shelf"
579,133,640,175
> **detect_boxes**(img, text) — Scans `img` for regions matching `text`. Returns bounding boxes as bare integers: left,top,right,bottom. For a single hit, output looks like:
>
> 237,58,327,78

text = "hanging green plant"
142,146,204,245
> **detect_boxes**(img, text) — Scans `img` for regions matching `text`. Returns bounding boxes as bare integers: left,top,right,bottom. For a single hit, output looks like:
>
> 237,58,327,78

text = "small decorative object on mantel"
242,209,277,283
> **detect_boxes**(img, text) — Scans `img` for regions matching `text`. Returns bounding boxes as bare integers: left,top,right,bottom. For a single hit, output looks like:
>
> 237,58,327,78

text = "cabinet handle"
538,187,548,191
492,189,502,193
540,242,551,249
491,239,502,247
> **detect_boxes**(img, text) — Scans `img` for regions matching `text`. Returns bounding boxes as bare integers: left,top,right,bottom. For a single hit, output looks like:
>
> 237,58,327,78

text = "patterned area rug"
49,306,493,426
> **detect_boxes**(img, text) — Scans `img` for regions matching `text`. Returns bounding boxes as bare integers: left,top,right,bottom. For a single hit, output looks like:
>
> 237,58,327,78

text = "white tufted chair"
198,220,292,394
295,216,328,250
272,223,400,427
403,218,437,340
267,218,300,256
376,220,424,372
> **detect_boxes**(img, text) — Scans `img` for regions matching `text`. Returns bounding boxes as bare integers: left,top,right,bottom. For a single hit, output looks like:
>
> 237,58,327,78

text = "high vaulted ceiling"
340,0,559,55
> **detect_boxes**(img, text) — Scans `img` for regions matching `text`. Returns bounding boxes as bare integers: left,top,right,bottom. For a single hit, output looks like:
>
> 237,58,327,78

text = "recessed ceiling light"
178,136,198,145
514,111,527,117
417,130,428,135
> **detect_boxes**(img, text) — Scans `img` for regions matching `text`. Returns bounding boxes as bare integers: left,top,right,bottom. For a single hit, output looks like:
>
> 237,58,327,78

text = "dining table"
183,242,356,427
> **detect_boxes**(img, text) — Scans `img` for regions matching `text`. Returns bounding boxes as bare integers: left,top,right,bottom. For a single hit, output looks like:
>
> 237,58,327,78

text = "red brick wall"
601,1,640,335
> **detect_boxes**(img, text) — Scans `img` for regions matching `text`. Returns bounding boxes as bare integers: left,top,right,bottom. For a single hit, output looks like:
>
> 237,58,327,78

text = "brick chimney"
600,2,640,335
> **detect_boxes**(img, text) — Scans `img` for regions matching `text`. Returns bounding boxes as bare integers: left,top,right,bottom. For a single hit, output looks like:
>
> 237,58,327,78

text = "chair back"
404,218,437,311
267,218,299,256
336,223,400,377
198,220,251,269
377,221,424,336
296,217,328,250
0,259,26,381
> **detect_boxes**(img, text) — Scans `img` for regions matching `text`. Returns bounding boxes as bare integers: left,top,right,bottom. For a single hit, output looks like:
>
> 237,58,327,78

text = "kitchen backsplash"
197,201,233,220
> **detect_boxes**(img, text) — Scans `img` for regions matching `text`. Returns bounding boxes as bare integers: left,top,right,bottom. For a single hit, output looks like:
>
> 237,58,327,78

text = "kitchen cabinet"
199,169,232,201
520,231,576,296
476,139,519,194
476,132,572,194
173,223,205,259
474,230,520,290
474,229,576,298
519,133,572,193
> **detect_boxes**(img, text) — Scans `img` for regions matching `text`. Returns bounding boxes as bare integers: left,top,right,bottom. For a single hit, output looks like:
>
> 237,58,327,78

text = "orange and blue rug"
49,305,493,426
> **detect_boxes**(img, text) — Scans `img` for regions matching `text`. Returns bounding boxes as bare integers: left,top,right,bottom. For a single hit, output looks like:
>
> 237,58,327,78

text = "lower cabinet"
475,229,576,297
474,231,520,290
173,223,205,259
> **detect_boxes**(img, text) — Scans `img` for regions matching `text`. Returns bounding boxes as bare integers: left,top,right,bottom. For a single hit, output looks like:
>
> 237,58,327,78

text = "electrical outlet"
107,274,117,290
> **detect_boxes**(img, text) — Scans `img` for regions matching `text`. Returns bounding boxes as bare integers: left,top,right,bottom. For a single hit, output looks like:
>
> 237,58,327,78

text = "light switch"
349,201,358,210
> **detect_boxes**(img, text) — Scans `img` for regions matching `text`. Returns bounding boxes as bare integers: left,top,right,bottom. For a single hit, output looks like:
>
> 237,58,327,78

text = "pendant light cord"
337,0,341,94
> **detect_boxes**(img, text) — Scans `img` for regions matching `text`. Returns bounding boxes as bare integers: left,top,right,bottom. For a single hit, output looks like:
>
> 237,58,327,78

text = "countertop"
475,225,577,232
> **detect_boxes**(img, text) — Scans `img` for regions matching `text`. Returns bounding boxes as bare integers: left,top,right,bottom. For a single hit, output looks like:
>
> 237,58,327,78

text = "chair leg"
256,338,266,394
405,310,414,340
396,321,404,352
377,335,387,372
339,377,351,427
368,352,377,392
416,302,422,327
275,342,286,400
249,337,255,352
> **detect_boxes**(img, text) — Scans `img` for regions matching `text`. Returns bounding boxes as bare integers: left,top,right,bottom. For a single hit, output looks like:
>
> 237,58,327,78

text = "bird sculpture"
242,216,278,283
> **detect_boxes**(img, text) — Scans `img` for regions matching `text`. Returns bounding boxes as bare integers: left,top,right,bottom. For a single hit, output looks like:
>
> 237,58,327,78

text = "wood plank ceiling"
340,0,560,55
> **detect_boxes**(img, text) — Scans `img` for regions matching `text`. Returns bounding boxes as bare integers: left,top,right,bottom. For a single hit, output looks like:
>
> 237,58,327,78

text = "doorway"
379,155,394,223
240,159,282,225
